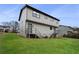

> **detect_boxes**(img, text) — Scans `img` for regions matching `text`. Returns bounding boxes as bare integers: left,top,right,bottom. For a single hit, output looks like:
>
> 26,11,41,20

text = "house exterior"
0,25,11,32
18,5,60,38
57,25,74,37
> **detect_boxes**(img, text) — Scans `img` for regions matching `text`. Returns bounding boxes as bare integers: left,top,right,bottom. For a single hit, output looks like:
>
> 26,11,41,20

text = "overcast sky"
0,4,79,27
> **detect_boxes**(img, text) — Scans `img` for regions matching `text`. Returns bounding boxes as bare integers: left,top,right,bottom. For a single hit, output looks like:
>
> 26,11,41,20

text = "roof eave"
18,4,60,21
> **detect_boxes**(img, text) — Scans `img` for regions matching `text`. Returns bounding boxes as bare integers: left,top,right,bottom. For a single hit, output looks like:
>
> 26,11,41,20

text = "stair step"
27,34,39,38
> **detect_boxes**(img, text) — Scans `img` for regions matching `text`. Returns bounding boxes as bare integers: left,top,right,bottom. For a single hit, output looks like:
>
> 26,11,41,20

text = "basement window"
50,26,52,30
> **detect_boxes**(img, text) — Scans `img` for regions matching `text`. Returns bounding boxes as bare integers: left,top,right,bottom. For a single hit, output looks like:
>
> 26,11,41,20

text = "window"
50,26,52,30
32,11,37,17
32,11,40,18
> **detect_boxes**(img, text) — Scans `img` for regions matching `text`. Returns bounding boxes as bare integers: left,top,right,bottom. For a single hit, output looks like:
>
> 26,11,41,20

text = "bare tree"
2,21,19,33
2,22,10,26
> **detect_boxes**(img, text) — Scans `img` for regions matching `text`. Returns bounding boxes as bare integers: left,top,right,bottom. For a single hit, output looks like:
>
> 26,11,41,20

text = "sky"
0,4,79,27
0,4,24,24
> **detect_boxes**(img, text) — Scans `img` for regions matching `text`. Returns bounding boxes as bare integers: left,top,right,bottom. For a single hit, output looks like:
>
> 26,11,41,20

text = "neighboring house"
57,25,74,37
0,25,10,32
0,25,3,32
18,5,60,38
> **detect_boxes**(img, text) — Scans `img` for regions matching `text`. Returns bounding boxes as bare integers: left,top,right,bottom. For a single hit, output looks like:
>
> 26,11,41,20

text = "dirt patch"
0,32,4,35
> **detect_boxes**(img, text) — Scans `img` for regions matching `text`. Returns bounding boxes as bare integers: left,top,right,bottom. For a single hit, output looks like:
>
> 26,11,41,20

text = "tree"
9,21,19,32
2,22,10,26
2,21,19,33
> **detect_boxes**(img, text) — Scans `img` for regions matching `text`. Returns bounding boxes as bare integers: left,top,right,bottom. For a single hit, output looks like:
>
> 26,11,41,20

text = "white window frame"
32,11,40,18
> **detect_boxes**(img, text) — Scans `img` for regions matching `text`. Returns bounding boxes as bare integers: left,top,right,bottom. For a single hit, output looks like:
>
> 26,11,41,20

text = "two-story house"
18,5,60,38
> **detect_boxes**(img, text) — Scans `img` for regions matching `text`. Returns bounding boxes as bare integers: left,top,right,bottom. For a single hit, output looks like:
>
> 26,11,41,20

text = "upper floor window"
32,11,40,18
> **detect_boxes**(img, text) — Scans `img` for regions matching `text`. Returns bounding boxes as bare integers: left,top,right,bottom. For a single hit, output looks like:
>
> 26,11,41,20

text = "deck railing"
34,28,42,38
26,28,42,38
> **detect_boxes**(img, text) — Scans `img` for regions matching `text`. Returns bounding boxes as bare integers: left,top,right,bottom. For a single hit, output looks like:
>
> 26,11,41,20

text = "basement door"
28,22,32,34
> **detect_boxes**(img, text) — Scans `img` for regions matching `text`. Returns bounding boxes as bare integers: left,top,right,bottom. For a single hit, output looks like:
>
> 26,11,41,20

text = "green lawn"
0,33,79,54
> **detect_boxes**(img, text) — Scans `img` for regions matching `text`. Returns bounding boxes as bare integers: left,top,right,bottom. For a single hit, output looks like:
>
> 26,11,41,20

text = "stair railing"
34,28,42,38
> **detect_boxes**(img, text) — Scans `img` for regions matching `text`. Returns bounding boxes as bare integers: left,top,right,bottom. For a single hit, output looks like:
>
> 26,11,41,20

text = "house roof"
18,4,60,21
59,25,74,29
0,25,10,28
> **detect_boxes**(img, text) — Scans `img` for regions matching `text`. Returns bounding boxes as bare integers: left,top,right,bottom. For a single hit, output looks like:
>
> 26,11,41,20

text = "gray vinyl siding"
25,22,55,37
26,8,59,27
33,23,55,37
19,8,27,37
19,6,59,38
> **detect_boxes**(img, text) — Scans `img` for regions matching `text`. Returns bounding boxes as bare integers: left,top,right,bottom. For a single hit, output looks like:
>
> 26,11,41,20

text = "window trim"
32,11,40,18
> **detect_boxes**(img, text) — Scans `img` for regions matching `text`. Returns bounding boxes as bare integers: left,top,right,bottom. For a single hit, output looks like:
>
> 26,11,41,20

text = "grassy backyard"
0,33,79,54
